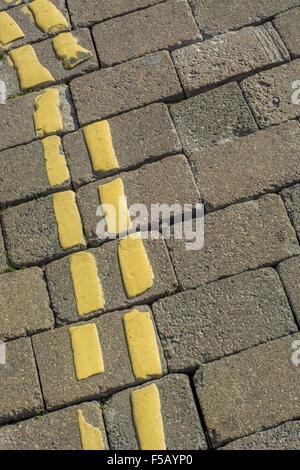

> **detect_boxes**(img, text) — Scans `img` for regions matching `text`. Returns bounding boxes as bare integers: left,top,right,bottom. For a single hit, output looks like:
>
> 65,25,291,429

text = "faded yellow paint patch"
28,0,69,33
98,178,131,236
70,251,105,316
0,12,25,46
83,120,119,173
69,323,104,381
21,5,34,23
131,384,166,450
9,45,54,90
52,32,93,69
118,233,154,298
124,309,162,380
77,410,105,450
52,190,85,249
33,88,63,137
42,135,69,186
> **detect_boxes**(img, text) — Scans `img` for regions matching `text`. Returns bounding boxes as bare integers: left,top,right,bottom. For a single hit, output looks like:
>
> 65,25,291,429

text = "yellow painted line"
131,384,166,450
52,190,85,249
41,135,69,186
124,309,162,380
98,178,131,236
69,323,104,381
28,0,69,33
33,88,63,137
0,11,24,46
83,120,119,173
70,251,105,316
9,45,54,90
77,409,105,450
52,32,93,69
118,233,154,298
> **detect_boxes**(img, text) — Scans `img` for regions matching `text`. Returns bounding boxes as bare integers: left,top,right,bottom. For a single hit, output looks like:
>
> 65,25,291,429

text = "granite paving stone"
0,227,7,273
63,103,182,189
0,0,25,12
241,59,300,128
273,7,300,58
280,183,300,239
194,333,300,447
0,336,43,425
92,0,201,67
189,120,300,211
152,268,297,372
169,82,258,155
32,306,168,410
0,401,109,450
278,256,300,325
166,194,300,290
70,51,183,126
103,374,207,450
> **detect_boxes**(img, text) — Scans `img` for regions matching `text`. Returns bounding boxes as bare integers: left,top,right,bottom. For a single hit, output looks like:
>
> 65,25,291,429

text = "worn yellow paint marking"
83,120,119,173
0,12,25,46
52,32,93,69
118,233,154,298
28,0,68,33
70,251,105,316
33,88,63,137
131,384,166,450
9,45,54,90
21,5,34,23
98,178,131,235
69,323,104,381
77,410,105,450
42,135,69,186
52,190,85,249
124,309,162,380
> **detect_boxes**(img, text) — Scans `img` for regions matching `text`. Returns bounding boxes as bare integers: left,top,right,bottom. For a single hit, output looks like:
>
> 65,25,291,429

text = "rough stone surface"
241,59,300,128
63,103,182,189
0,85,78,151
1,192,86,268
32,306,168,410
278,256,300,325
189,120,300,211
0,139,71,208
45,237,177,325
103,374,207,450
76,154,200,246
274,7,300,58
169,82,258,155
172,23,289,96
280,184,300,239
166,194,300,290
93,0,201,67
70,51,183,126
152,268,297,372
0,227,7,273
194,333,300,447
189,0,300,38
0,0,25,12
0,401,109,450
0,337,43,425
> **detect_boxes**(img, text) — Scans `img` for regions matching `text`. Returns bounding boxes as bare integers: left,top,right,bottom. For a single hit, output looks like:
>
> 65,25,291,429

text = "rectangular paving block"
32,306,168,410
189,0,300,38
280,183,300,239
166,194,300,290
92,0,201,67
169,82,258,155
0,226,7,273
103,374,207,450
189,120,300,211
0,85,77,151
63,103,182,189
278,256,300,325
241,59,300,128
274,7,300,58
0,401,109,450
1,191,86,267
45,237,177,325
0,337,43,425
152,268,297,372
70,51,183,126
194,333,300,447
76,154,200,246
172,23,289,97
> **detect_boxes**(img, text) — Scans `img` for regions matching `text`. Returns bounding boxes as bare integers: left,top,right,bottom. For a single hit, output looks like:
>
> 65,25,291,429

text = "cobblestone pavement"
0,0,299,451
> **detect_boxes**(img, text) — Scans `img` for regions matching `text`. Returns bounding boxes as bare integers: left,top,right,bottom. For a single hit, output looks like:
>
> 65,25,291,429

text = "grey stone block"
274,7,300,58
278,256,300,325
0,0,25,12
0,226,7,273
280,183,300,239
